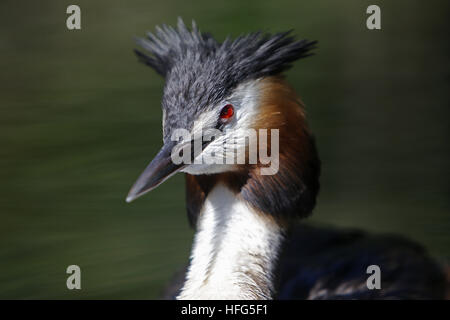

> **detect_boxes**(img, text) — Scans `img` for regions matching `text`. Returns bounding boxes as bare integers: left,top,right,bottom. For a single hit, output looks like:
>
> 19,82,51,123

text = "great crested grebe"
126,18,448,299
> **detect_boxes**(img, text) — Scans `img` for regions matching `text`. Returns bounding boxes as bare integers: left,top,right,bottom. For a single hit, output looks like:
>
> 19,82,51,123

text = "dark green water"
0,0,448,298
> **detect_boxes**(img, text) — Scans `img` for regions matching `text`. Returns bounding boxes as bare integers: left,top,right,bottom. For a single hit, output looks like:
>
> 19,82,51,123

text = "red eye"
220,104,234,120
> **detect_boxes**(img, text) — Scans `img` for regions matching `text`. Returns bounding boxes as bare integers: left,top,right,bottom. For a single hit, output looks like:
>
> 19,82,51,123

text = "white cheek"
182,79,262,175
232,79,262,130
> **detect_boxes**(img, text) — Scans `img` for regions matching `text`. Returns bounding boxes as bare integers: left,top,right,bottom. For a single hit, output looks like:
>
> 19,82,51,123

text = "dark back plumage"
162,224,448,299
134,18,317,142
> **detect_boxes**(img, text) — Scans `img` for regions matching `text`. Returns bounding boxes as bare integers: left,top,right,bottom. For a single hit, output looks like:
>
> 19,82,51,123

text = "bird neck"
178,76,321,299
177,183,284,300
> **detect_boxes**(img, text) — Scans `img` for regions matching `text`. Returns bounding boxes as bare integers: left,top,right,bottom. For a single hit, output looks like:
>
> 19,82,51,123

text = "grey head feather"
134,17,317,142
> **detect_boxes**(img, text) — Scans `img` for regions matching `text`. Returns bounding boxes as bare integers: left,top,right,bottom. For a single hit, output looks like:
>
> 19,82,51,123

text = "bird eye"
219,104,234,120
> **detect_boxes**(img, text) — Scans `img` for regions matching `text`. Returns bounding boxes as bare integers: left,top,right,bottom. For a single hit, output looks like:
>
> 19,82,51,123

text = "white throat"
177,184,284,300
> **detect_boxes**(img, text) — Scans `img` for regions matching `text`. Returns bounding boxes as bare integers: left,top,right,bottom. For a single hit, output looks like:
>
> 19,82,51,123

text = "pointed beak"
126,141,185,203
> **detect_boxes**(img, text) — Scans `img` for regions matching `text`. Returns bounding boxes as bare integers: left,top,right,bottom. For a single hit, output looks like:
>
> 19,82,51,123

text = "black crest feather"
135,17,317,79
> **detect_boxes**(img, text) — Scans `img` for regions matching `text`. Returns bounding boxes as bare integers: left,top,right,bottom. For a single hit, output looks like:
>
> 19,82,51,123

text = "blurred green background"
0,0,448,299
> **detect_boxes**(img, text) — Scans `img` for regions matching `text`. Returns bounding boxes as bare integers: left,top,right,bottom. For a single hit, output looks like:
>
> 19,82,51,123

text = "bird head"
126,18,319,218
